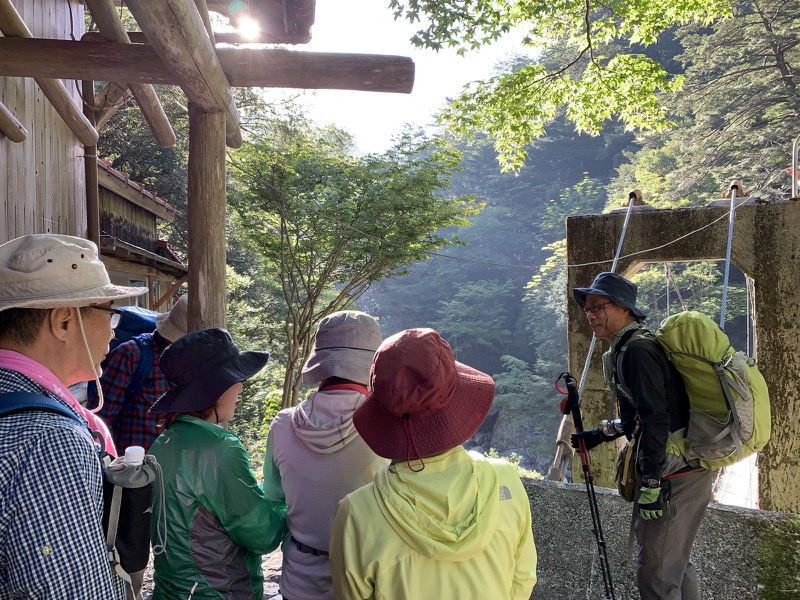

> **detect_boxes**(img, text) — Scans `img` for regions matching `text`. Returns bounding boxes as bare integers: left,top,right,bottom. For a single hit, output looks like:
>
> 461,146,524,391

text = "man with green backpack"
571,272,713,600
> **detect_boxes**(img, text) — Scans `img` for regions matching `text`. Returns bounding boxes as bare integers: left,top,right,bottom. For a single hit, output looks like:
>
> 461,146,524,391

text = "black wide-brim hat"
573,272,647,319
149,328,269,414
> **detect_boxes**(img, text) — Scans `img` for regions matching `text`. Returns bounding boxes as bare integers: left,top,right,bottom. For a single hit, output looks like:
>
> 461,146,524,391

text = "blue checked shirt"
0,369,125,600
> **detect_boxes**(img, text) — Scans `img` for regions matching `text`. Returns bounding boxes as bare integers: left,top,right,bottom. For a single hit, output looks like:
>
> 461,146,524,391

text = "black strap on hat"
403,413,425,472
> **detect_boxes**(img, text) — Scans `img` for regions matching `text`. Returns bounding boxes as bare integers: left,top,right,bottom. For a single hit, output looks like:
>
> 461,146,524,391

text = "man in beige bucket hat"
88,292,188,598
0,234,147,599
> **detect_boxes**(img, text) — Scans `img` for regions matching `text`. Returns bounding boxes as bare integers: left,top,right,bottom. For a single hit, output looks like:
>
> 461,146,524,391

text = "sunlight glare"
237,17,260,40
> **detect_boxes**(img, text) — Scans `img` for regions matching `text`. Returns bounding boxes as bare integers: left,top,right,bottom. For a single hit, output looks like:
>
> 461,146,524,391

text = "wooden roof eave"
0,0,98,146
83,0,176,148
99,235,187,279
97,166,177,222
125,0,243,148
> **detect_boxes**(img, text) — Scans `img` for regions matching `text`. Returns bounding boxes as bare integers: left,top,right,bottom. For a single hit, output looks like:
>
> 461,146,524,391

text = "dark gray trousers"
634,469,713,600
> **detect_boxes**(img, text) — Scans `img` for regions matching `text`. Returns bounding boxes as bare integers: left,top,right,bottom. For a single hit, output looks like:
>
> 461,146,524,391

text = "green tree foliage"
609,0,800,204
229,117,480,407
389,0,733,169
432,279,516,359
364,122,623,378
493,355,551,412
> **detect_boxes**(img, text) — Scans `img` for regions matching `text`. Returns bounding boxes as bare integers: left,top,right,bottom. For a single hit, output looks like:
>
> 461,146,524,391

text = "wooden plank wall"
99,186,158,251
0,0,86,244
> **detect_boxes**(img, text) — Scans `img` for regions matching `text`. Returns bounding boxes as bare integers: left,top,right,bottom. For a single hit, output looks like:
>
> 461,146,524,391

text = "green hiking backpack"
616,311,771,470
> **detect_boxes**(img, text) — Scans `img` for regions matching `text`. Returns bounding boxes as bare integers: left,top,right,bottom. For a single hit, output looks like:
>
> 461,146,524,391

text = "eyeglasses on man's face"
583,301,614,315
90,305,123,329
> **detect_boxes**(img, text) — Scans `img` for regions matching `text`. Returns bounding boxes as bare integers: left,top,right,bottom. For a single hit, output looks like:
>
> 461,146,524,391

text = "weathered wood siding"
98,186,158,251
0,0,85,243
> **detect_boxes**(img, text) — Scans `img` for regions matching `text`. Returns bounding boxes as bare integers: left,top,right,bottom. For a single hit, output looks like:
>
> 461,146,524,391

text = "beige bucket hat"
0,234,147,311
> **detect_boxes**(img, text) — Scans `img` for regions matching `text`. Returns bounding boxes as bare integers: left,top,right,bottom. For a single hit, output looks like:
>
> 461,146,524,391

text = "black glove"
570,427,614,451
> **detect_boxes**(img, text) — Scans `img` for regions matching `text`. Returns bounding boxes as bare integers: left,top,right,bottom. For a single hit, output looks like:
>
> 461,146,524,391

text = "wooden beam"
94,82,132,130
187,103,227,329
193,0,216,45
153,275,188,310
125,0,243,148
0,0,99,146
83,0,177,148
0,38,416,94
0,99,27,143
84,29,310,46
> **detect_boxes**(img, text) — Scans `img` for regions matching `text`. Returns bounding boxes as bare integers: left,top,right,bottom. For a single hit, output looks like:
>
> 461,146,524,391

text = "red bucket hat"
353,328,495,461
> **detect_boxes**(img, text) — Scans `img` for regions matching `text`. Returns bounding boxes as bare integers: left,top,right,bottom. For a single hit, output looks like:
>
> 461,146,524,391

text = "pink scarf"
0,350,117,457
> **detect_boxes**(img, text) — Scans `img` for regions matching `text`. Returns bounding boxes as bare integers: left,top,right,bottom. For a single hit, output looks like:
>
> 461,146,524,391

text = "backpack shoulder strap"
127,333,155,399
0,391,83,424
614,326,653,401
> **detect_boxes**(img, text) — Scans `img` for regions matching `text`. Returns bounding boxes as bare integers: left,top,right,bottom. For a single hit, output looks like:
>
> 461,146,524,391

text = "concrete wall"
524,478,799,600
565,200,800,513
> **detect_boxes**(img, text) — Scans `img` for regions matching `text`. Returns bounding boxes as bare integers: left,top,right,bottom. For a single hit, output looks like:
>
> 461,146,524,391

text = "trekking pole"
556,372,616,600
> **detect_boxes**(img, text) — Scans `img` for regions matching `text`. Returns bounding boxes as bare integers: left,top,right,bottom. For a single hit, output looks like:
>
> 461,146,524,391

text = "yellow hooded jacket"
330,446,537,599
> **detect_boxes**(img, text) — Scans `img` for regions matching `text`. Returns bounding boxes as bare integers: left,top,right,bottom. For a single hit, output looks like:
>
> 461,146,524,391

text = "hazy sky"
284,1,534,154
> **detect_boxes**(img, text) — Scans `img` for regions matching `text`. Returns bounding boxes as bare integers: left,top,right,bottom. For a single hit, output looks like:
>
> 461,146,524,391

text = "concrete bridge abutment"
565,200,800,513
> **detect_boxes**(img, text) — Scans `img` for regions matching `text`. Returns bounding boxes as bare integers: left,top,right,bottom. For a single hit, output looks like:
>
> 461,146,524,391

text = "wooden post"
187,103,226,330
82,80,100,245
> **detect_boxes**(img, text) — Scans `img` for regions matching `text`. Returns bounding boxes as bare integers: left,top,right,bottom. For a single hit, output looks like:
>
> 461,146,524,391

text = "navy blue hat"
573,272,646,319
149,328,269,414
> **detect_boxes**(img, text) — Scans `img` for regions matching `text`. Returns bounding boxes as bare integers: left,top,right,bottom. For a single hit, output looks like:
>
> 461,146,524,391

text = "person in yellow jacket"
330,328,537,600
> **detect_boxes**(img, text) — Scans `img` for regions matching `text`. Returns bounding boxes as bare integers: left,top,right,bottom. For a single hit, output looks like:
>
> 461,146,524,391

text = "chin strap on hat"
75,308,106,414
403,413,425,472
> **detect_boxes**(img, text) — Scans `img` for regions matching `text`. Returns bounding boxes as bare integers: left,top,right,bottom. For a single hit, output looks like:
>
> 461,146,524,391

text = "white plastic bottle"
123,445,145,466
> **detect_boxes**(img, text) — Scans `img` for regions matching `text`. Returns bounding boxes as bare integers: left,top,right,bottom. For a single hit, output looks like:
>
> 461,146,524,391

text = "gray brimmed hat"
573,272,646,319
0,234,147,311
301,310,381,386
156,294,188,342
149,328,269,414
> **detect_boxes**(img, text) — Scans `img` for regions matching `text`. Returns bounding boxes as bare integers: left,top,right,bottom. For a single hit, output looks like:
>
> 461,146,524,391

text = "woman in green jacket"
149,328,287,600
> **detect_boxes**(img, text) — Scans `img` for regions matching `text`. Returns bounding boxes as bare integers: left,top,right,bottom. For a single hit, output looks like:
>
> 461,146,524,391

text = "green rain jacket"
150,415,287,599
330,447,537,599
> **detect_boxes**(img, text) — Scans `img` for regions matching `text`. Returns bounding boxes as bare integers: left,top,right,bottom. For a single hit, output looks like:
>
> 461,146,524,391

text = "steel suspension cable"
718,185,739,330
577,191,637,407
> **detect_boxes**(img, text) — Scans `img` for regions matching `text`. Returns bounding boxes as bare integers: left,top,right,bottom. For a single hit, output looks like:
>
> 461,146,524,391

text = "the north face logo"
499,485,512,501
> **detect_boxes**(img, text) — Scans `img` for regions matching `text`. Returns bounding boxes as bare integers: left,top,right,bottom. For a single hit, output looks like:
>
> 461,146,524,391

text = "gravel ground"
141,548,284,599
